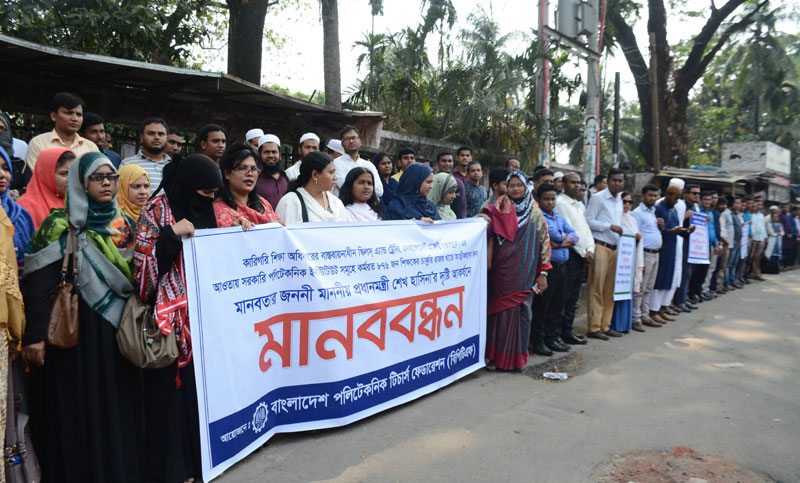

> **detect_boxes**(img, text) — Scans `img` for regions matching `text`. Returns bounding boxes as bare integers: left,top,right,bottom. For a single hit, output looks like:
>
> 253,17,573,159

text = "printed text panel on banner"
183,220,488,481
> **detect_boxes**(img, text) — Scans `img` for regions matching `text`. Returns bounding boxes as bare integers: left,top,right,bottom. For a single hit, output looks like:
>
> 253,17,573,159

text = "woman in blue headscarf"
0,146,34,273
385,163,440,221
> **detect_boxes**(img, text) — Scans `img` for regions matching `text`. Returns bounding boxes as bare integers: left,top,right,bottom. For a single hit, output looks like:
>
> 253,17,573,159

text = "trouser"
531,262,567,344
558,250,586,337
633,251,659,322
736,247,750,281
724,242,741,286
715,246,730,289
750,240,765,277
587,244,617,332
783,238,796,267
689,262,708,299
675,255,692,306
703,245,719,291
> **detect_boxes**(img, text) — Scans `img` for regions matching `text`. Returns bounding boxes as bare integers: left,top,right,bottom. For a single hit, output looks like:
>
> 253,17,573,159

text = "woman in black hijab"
133,154,222,483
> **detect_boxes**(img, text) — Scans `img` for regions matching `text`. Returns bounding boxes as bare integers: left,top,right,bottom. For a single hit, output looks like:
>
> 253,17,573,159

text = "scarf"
0,146,34,270
162,154,222,229
346,202,381,222
17,148,70,228
213,196,279,227
1,208,25,342
428,172,457,220
24,152,134,327
134,155,222,368
507,171,533,228
385,163,440,221
0,112,12,157
117,163,149,224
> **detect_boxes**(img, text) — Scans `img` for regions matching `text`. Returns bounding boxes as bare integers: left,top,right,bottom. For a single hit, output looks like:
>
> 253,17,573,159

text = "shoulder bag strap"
59,229,72,282
295,191,309,223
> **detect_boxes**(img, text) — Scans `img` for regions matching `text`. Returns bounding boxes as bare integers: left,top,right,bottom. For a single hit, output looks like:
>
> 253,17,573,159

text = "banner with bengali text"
613,234,636,301
688,213,710,264
182,219,487,481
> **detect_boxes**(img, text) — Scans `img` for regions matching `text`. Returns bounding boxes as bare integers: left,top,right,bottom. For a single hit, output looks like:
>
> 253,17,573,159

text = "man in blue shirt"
631,184,664,327
530,183,579,356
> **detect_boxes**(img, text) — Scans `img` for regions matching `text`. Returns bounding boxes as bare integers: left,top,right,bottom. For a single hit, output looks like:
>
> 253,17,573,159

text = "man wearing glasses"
335,125,383,198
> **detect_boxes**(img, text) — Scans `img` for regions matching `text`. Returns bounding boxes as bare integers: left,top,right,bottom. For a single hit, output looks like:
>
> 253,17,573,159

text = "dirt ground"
593,446,773,483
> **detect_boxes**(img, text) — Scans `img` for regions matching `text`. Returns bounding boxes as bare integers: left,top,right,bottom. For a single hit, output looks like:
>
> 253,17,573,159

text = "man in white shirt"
584,168,625,339
334,125,382,197
120,117,171,189
631,184,665,327
749,197,767,280
285,133,321,181
554,172,594,345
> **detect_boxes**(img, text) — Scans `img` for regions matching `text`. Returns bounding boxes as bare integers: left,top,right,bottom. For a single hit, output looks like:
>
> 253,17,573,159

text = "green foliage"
0,0,225,67
267,84,325,105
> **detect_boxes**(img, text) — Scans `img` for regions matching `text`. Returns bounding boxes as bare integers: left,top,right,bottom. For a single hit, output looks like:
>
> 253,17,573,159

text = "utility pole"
612,71,620,168
582,0,600,184
649,32,660,172
538,0,551,168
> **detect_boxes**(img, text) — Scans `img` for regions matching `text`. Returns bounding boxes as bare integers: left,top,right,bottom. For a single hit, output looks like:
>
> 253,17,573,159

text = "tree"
321,0,342,110
226,0,279,84
608,0,769,168
0,0,221,67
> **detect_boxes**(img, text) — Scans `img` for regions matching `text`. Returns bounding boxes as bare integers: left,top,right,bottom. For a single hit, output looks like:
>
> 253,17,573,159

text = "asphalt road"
217,270,800,483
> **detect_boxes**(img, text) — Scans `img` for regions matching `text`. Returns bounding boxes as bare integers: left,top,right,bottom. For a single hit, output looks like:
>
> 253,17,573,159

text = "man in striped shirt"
120,117,171,189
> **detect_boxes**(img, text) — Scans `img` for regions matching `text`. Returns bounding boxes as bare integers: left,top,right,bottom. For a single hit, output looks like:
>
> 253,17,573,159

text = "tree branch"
673,0,766,97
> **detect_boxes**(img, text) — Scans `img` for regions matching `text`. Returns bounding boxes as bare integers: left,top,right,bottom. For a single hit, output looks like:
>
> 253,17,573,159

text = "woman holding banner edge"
482,171,551,371
134,154,223,483
609,192,643,334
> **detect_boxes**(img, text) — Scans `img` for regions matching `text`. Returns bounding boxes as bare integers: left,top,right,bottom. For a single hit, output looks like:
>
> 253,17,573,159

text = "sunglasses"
87,173,120,183
623,200,633,204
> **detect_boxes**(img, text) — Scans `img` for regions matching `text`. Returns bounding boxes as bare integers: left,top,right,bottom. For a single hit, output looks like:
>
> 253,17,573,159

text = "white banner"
182,220,487,481
688,213,710,264
613,234,636,301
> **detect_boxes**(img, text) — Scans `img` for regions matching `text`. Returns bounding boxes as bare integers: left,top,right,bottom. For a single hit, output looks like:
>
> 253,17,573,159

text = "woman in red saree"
482,171,551,371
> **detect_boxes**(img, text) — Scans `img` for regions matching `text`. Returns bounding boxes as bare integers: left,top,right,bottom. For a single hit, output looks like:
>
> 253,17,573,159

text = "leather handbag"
47,229,79,349
4,362,42,483
116,293,178,369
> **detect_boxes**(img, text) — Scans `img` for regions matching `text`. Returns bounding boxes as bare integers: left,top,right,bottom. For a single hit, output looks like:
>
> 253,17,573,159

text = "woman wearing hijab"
0,206,26,483
427,172,458,221
21,152,141,482
1,146,35,272
134,154,222,483
372,152,398,209
275,151,350,224
481,171,551,371
339,167,383,221
214,142,279,228
117,164,151,227
18,148,76,228
384,163,440,221
610,192,644,334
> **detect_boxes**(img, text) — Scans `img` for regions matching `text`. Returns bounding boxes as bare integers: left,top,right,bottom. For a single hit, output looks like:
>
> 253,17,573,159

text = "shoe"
684,302,698,310
669,304,681,312
701,292,713,301
605,329,623,337
531,342,553,356
680,304,693,313
632,322,646,332
586,331,610,341
754,276,766,281
546,340,571,352
659,311,676,322
688,295,701,304
742,278,751,284
562,333,588,345
643,319,662,328
732,283,744,289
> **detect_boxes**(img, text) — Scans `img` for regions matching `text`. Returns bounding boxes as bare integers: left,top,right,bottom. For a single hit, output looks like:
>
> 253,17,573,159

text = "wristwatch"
540,271,549,277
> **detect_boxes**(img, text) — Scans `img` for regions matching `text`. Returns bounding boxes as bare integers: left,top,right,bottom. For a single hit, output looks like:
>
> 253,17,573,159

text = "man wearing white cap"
256,134,288,208
651,177,688,315
246,128,264,149
334,125,383,197
285,133,321,181
553,171,564,194
325,139,344,159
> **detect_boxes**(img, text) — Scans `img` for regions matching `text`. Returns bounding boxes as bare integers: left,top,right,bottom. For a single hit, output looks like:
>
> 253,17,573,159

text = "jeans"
712,246,728,291
724,242,741,286
675,257,693,306
558,250,586,337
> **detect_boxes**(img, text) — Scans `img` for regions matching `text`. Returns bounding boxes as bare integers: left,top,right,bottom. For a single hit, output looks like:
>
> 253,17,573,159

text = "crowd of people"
1,92,799,482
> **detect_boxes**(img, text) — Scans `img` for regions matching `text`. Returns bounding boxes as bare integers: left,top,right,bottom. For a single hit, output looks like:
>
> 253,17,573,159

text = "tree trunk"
227,0,273,85
321,0,342,110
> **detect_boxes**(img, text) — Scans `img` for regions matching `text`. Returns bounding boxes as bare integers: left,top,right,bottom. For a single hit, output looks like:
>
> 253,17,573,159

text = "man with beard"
334,125,382,197
255,134,289,208
120,117,171,189
197,123,227,164
286,132,321,181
